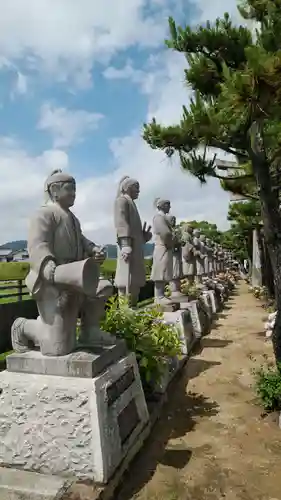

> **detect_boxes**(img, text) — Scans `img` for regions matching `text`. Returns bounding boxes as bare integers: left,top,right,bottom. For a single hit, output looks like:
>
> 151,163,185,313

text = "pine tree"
143,1,281,363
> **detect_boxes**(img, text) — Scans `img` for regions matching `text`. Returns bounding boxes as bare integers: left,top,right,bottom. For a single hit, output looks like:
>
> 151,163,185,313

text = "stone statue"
151,198,174,305
193,229,204,283
181,224,196,283
205,238,213,277
218,245,224,272
11,169,115,357
213,243,219,275
166,214,184,299
114,176,152,306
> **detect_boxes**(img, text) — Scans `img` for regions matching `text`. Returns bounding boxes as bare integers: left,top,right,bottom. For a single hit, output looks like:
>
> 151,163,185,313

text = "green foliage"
101,297,182,384
180,280,201,299
255,363,281,412
179,220,222,242
143,2,281,250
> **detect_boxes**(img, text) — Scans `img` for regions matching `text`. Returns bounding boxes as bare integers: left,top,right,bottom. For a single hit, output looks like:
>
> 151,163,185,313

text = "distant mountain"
0,240,27,251
0,240,154,258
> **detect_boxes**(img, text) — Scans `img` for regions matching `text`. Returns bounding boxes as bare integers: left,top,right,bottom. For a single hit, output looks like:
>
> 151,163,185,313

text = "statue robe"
193,236,204,276
26,202,95,295
171,227,183,280
182,232,196,277
114,193,146,289
151,212,173,282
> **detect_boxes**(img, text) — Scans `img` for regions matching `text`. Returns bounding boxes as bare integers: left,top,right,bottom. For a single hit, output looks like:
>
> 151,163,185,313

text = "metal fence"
0,279,29,302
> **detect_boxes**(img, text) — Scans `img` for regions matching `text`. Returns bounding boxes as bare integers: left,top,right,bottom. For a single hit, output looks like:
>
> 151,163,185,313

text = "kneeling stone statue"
12,169,115,357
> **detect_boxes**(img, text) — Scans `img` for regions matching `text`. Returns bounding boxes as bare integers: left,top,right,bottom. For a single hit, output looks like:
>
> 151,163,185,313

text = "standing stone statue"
114,176,152,306
218,245,224,272
11,169,115,357
151,198,174,304
199,234,208,280
205,238,213,277
181,224,196,283
166,214,185,299
213,243,219,275
193,229,204,283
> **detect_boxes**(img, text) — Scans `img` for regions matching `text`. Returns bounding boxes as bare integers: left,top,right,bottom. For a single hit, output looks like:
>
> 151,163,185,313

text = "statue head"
166,214,176,227
199,233,206,242
45,169,76,209
193,228,200,237
117,176,140,200
206,238,211,245
182,223,193,234
154,197,171,214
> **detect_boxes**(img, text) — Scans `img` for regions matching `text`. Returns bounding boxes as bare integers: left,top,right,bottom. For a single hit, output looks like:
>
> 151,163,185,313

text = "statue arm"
28,208,56,274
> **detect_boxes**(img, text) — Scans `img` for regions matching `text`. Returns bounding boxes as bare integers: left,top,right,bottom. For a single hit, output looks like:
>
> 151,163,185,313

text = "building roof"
0,249,13,256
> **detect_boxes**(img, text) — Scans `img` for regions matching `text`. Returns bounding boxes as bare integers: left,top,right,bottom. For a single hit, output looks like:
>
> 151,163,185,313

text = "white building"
0,249,13,262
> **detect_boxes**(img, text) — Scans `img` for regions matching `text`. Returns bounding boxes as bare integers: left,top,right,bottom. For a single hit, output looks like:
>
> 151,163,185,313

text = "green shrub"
101,297,181,384
254,363,281,412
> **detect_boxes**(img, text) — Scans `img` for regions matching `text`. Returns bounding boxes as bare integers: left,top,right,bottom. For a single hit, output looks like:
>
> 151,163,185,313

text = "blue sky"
0,0,240,244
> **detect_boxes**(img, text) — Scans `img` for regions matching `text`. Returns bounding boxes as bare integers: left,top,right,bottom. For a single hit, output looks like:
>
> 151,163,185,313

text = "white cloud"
0,0,244,245
15,72,28,95
0,140,69,244
0,0,173,86
38,103,104,148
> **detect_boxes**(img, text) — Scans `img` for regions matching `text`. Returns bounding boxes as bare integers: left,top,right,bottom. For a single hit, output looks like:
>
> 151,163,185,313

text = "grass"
0,258,152,281
0,258,152,303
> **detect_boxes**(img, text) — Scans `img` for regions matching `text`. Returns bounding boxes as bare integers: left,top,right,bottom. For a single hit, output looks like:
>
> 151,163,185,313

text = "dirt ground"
116,281,281,500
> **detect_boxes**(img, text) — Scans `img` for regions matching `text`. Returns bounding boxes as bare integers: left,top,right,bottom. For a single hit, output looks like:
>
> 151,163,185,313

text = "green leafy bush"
101,297,181,385
254,363,281,412
180,280,201,299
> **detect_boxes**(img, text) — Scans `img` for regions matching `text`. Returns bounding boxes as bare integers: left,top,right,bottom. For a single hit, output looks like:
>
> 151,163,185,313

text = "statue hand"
92,245,106,264
121,246,132,262
43,260,56,283
144,230,152,242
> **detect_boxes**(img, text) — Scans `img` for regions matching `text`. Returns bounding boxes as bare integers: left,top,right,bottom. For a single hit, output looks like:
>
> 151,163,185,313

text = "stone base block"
0,467,69,500
180,300,202,339
154,355,186,394
0,352,149,484
201,292,212,319
6,341,127,378
162,309,196,355
205,290,217,314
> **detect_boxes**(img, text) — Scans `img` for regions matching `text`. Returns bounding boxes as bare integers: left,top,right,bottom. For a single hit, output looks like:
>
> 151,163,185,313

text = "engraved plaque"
118,399,140,445
107,367,135,406
182,310,194,345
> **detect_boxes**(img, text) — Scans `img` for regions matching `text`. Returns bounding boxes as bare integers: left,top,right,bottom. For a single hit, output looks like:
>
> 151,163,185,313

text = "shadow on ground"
201,338,233,349
116,360,219,500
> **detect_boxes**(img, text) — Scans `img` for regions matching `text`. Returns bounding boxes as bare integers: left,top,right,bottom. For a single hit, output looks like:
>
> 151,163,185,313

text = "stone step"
0,467,69,500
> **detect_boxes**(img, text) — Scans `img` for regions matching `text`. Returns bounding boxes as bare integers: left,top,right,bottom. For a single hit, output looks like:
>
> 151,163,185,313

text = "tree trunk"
249,129,281,363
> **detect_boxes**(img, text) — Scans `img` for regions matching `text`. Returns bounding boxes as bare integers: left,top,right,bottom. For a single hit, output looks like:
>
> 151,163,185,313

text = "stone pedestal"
201,292,213,320
180,300,202,339
205,289,217,314
162,309,196,355
0,345,149,484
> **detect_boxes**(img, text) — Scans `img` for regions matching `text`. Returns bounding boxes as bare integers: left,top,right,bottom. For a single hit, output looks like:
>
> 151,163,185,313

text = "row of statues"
11,171,234,358
114,176,233,306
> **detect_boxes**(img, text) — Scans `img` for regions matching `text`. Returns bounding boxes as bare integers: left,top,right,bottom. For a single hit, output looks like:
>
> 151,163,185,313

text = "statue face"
162,201,171,214
200,234,206,242
169,216,176,227
128,182,140,200
52,180,76,208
